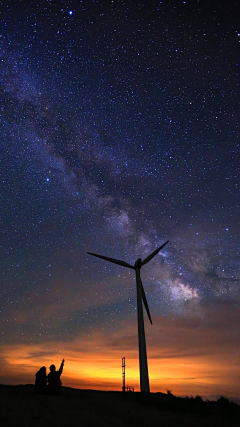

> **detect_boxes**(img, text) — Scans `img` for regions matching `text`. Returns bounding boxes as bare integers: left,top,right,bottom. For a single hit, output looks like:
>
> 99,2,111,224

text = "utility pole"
122,357,125,392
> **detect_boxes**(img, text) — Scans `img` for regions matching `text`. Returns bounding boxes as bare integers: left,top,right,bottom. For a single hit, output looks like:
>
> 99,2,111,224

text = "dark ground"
0,385,239,427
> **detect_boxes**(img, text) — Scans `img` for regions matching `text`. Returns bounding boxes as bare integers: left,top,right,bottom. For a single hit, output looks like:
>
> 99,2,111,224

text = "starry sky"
0,0,240,398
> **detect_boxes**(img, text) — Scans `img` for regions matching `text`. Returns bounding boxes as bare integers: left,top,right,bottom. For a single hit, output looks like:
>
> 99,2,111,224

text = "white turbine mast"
87,240,169,393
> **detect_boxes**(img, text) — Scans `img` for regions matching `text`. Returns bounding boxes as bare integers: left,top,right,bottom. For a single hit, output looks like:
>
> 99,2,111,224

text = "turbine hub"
134,258,142,269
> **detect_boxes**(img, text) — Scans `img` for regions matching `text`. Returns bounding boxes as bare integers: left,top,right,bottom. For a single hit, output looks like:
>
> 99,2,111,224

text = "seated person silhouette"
34,366,47,394
47,359,64,394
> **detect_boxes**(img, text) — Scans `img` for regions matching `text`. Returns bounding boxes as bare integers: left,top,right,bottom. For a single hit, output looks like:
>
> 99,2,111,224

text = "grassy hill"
0,385,239,427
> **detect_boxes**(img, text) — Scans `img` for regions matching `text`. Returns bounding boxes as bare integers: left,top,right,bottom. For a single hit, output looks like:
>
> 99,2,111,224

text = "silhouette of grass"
0,385,239,427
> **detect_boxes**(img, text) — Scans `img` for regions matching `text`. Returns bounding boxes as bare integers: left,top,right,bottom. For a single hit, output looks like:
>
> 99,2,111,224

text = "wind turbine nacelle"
134,258,142,269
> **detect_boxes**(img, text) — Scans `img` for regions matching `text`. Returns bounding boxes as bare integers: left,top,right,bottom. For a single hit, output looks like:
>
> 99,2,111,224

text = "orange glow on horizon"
1,305,240,398
1,340,240,398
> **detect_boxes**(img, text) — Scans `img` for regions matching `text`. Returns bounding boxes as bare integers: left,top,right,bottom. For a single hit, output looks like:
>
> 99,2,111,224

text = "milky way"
0,1,239,396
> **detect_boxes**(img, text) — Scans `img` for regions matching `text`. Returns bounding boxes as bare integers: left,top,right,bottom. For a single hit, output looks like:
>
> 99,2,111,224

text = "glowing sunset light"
1,310,240,397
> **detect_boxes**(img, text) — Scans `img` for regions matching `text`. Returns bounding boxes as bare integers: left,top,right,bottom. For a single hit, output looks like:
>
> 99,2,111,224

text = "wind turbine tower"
87,240,169,392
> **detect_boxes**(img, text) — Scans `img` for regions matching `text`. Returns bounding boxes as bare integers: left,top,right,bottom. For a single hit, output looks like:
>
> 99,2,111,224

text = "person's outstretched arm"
59,359,64,376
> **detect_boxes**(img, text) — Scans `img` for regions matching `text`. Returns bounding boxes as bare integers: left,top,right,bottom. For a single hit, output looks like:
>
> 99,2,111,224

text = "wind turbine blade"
140,277,152,325
87,252,134,269
141,240,169,266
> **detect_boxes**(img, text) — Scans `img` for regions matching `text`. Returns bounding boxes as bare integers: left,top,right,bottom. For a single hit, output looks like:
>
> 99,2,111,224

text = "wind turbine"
87,240,169,392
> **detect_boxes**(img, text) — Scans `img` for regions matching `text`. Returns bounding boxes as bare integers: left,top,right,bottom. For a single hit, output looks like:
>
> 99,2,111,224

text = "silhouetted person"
34,366,47,394
47,359,64,394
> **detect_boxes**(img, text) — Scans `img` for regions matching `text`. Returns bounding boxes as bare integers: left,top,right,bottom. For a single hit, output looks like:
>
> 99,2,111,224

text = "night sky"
1,0,240,398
